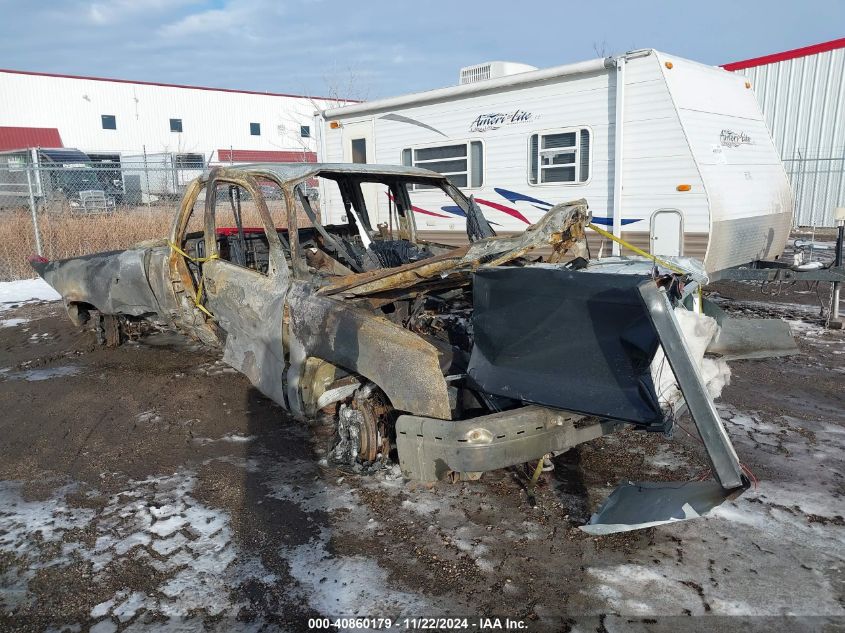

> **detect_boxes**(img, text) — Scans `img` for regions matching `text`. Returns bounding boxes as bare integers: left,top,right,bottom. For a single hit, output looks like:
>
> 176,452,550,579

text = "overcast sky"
1,0,842,99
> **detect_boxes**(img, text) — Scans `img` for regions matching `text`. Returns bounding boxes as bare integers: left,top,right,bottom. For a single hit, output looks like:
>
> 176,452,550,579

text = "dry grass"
0,199,308,281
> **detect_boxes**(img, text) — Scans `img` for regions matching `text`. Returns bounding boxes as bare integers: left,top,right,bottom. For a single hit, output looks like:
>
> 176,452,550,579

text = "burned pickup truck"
32,163,750,529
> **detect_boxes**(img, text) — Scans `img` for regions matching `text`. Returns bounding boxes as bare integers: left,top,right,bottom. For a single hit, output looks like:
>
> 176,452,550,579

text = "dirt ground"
0,281,843,632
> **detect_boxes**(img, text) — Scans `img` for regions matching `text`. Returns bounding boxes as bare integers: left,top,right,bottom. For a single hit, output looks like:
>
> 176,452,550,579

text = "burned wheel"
328,386,394,467
357,399,380,463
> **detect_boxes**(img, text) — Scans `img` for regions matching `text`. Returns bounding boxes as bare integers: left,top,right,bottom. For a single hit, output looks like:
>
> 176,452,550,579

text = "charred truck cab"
32,163,750,532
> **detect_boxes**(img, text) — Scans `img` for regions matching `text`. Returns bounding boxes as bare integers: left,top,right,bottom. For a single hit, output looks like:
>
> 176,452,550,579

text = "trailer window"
401,141,483,189
529,128,590,184
351,138,367,164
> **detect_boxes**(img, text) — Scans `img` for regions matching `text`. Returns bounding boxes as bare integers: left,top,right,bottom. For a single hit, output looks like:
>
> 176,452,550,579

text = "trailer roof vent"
459,61,538,85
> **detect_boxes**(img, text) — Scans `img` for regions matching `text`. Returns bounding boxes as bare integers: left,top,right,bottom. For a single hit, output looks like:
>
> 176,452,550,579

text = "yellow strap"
168,241,219,317
168,241,219,264
587,223,688,275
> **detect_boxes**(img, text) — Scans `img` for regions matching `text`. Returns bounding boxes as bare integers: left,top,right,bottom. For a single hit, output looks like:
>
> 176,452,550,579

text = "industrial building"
0,68,345,165
724,37,845,227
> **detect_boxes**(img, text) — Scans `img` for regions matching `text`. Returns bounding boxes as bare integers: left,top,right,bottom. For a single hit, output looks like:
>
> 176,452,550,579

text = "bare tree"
593,40,609,58
271,62,371,164
320,61,370,104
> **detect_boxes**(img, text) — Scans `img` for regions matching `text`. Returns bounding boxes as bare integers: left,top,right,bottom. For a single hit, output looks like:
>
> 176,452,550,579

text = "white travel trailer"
317,50,793,275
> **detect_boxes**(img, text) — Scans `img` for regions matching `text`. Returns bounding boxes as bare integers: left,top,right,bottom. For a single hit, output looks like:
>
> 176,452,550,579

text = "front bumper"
396,405,626,481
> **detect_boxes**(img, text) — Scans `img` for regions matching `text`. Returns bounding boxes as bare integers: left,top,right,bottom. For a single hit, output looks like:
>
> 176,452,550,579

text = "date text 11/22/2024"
307,617,529,630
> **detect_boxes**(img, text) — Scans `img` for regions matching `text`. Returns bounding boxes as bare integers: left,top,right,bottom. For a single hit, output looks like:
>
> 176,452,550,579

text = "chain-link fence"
784,147,845,228
0,159,302,281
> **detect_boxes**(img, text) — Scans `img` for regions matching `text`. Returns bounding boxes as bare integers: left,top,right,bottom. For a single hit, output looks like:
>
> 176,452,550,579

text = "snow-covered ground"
0,278,60,313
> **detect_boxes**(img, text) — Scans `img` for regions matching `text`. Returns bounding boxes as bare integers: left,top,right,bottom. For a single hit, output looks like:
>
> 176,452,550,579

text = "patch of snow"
89,621,117,633
112,591,148,622
192,432,256,445
586,564,708,615
0,278,61,312
0,472,275,623
263,457,357,512
3,365,81,382
90,599,115,619
134,410,162,424
283,526,430,616
147,514,186,538
1,317,29,327
400,496,443,517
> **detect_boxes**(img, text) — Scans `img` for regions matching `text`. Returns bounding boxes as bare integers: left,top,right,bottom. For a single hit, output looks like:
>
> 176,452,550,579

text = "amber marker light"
329,121,341,129
677,184,692,191
665,61,674,69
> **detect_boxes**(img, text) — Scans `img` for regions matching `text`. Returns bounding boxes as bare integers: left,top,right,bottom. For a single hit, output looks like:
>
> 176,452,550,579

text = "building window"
401,141,484,189
528,128,590,184
250,122,261,136
174,153,204,169
170,118,183,133
101,115,116,130
300,125,311,138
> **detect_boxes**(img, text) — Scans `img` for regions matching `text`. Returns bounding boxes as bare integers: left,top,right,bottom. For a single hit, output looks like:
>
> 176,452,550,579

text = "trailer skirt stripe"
387,191,452,219
414,205,451,218
475,198,530,224
409,187,642,226
494,188,552,210
440,205,467,217
591,217,640,226
493,188,640,226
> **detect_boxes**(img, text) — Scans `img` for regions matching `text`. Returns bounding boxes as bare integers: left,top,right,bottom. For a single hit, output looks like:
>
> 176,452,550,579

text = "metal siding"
217,149,317,163
0,71,333,162
0,126,63,151
734,46,845,226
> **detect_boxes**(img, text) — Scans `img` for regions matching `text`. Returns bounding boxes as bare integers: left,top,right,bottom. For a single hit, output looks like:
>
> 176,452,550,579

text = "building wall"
0,70,339,163
727,40,845,226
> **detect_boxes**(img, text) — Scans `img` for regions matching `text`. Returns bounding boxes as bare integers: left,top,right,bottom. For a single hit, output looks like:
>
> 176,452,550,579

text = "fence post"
143,145,151,208
26,165,43,257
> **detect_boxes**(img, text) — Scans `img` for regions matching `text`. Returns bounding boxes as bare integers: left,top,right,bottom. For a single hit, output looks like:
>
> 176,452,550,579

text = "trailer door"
650,209,683,256
342,121,382,224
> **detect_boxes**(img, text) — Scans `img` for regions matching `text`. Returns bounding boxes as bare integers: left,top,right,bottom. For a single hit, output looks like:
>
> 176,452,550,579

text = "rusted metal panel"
286,282,452,420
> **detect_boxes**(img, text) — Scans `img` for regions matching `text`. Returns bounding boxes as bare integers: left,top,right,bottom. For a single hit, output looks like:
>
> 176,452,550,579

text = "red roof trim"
0,126,63,151
722,37,845,71
0,68,358,103
217,149,317,163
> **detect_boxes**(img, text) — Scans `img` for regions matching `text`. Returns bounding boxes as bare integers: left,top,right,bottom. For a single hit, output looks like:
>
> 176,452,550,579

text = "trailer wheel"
95,314,122,348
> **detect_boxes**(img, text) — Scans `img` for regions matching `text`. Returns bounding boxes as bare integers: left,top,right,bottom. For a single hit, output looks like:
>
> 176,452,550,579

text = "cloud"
158,8,234,37
2,0,844,100
84,0,200,25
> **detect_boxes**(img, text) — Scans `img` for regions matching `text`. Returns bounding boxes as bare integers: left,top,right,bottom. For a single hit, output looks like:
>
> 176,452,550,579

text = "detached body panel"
468,268,664,428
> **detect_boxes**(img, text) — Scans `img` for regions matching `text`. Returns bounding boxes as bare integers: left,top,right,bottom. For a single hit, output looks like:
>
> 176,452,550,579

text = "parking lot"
1,281,843,632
